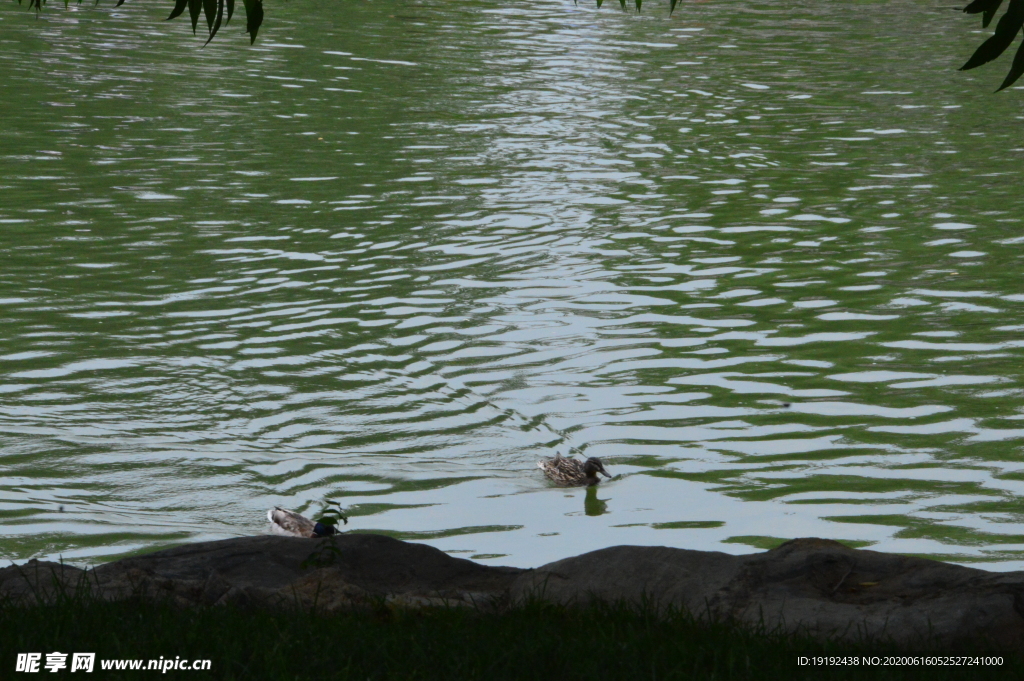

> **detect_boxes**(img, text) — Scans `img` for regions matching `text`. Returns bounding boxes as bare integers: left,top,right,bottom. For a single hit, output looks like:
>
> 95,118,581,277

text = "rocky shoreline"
3,535,1023,648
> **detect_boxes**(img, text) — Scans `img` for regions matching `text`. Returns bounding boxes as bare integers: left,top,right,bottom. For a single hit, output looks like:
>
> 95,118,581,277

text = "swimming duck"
266,507,337,538
538,454,612,487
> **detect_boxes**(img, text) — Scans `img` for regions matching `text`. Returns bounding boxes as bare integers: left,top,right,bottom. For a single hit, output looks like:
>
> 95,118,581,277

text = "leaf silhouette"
187,0,201,35
202,0,215,33
203,0,224,45
985,3,1004,26
242,0,263,44
998,31,1024,88
964,0,1004,28
960,0,1024,71
165,0,188,21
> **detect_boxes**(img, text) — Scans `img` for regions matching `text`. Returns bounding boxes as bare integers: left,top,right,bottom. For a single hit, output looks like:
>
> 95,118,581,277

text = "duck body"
538,455,612,487
266,507,337,538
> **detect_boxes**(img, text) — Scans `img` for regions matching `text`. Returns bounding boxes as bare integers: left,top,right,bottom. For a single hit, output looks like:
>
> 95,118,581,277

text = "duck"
266,507,338,538
538,454,612,487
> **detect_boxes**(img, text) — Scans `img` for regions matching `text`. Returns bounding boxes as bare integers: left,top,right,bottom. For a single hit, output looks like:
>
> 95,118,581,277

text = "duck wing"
267,507,316,538
538,456,586,485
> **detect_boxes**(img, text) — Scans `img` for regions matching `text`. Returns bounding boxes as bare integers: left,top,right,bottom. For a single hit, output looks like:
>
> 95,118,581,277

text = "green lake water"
2,0,1024,569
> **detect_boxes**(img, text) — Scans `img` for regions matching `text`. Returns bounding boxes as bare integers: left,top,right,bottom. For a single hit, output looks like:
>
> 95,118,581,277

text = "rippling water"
2,0,1024,569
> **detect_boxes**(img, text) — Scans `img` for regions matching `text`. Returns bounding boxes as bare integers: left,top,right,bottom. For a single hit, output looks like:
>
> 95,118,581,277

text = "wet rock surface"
0,534,522,612
3,535,1023,648
511,538,1024,648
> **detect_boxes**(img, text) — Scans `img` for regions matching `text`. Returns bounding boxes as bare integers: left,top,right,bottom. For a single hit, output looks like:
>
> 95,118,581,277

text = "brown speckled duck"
538,454,612,487
266,507,337,538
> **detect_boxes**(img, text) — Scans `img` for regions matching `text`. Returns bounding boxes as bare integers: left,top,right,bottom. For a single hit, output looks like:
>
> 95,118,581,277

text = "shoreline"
3,534,1024,649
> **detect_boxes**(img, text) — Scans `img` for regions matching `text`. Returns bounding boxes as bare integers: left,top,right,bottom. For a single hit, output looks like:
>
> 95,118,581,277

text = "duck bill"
599,467,612,479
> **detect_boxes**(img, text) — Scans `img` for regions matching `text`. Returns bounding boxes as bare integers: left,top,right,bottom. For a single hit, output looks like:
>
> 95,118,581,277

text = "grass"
3,590,1022,681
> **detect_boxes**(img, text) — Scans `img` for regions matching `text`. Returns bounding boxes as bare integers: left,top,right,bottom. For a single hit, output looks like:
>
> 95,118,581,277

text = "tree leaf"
998,34,1024,88
964,0,1001,16
202,0,216,33
960,0,1024,71
203,0,224,45
670,0,678,16
188,0,201,35
963,0,1003,28
242,0,263,44
635,0,642,11
166,0,188,21
225,0,234,24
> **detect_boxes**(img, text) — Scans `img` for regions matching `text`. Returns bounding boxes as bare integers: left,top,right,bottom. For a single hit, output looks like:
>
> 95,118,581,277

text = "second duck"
538,454,612,487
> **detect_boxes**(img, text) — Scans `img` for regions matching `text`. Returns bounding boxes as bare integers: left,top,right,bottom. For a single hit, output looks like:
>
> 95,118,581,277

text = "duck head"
312,522,338,538
583,457,612,483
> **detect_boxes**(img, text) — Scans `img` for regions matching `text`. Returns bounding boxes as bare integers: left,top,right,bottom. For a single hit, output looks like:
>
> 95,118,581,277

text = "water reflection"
1,0,1024,569
584,487,609,517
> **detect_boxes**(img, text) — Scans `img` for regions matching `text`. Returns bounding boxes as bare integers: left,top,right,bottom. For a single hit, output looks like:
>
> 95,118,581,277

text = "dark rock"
4,535,1024,648
2,534,523,611
510,544,740,616
512,538,1024,648
95,533,519,597
0,558,87,605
